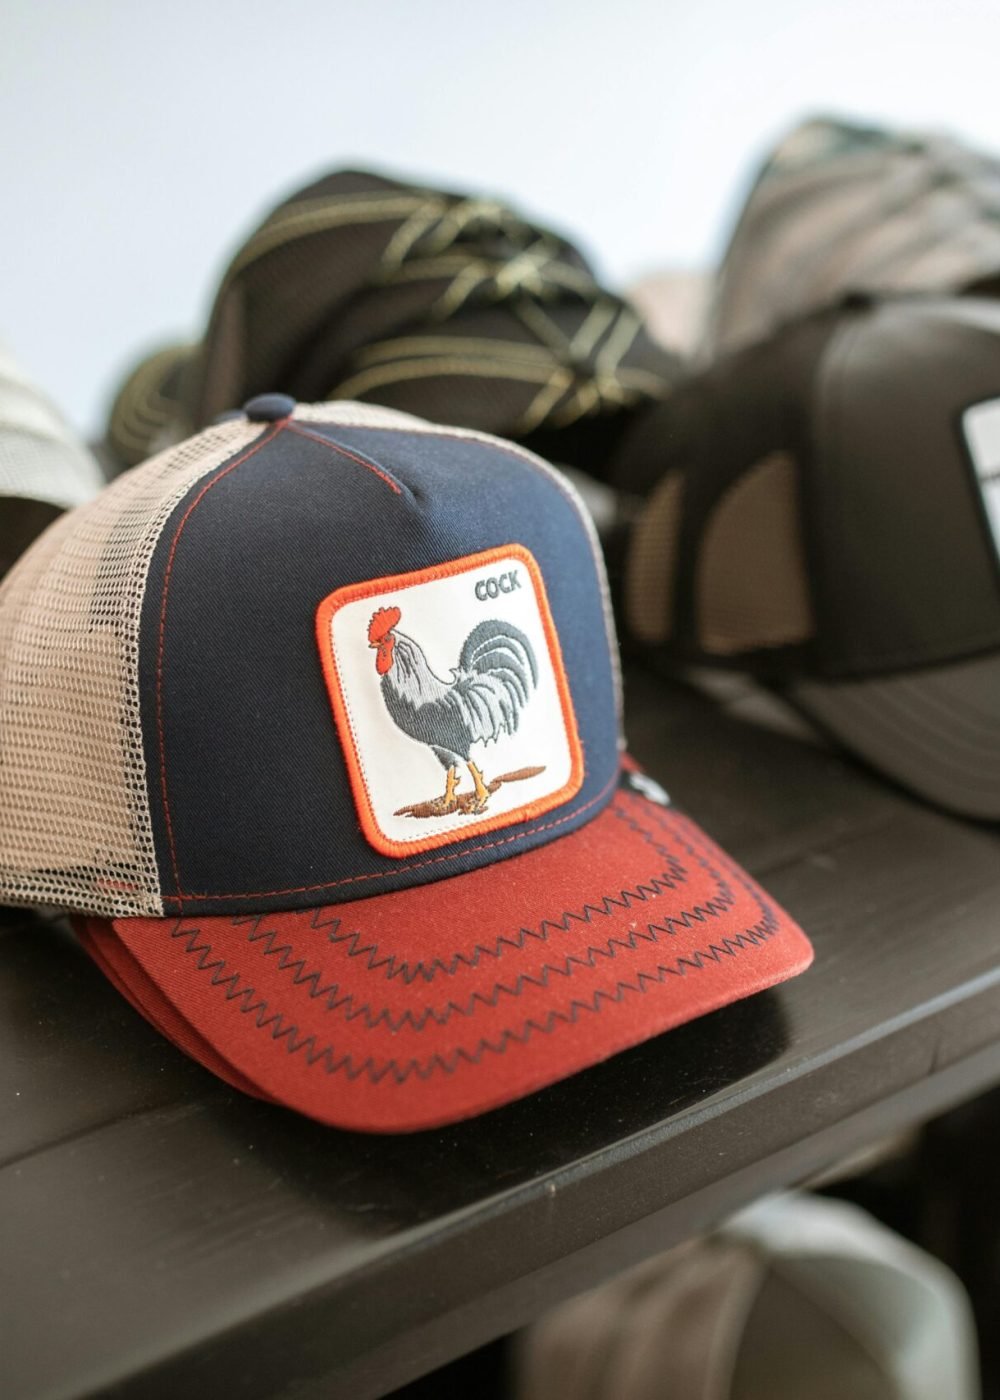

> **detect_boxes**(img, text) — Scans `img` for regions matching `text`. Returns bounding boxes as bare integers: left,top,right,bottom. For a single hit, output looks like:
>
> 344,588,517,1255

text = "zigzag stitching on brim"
263,861,720,983
225,871,737,1034
170,800,741,1035
167,907,781,1084
296,798,722,986
195,801,739,1034
159,798,784,1082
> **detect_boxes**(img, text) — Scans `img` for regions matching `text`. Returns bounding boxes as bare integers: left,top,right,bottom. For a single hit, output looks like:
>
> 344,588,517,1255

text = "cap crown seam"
154,423,285,896
284,420,405,494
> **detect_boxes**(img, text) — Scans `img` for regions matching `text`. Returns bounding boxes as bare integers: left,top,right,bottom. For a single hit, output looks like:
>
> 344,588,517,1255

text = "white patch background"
963,397,1000,558
325,551,578,850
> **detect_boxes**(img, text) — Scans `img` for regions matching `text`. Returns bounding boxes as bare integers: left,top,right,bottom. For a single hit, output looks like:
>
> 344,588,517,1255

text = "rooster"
368,605,539,812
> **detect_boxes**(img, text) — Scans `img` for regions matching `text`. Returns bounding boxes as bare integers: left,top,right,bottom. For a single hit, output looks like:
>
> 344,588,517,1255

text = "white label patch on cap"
962,398,1000,558
315,545,584,857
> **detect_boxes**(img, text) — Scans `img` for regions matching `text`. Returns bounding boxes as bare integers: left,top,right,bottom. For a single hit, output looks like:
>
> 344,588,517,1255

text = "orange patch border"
315,544,585,858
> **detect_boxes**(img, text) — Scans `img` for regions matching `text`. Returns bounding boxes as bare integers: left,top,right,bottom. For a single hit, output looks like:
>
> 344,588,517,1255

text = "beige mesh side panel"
625,471,684,644
292,403,626,738
697,452,814,655
293,401,431,430
0,419,264,917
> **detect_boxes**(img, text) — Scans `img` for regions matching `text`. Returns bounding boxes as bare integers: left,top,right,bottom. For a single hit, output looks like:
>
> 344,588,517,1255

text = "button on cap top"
242,392,297,422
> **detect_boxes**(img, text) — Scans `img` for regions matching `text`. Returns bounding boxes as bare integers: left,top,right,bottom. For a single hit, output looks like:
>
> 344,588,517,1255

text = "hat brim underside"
792,650,1000,821
74,780,813,1132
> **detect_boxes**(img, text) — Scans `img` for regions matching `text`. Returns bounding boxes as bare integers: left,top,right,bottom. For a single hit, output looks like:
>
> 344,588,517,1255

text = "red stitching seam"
286,421,403,493
155,423,285,895
165,766,617,906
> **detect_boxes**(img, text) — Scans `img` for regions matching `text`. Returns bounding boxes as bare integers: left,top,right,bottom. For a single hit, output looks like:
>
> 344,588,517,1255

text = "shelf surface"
2,664,998,1400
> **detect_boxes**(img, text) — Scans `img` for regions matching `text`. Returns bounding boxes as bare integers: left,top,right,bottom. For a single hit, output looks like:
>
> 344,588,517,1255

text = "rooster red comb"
368,606,401,645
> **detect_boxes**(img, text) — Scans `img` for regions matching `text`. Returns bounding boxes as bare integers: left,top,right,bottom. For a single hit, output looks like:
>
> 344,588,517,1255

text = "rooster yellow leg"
467,760,490,810
443,765,459,807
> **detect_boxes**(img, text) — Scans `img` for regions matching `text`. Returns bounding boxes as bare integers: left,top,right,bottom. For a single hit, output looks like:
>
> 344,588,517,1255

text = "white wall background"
3,0,999,434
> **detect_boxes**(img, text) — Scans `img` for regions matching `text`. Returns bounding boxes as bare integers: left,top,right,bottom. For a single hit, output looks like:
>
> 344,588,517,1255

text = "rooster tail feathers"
460,619,539,693
454,619,540,742
377,618,541,759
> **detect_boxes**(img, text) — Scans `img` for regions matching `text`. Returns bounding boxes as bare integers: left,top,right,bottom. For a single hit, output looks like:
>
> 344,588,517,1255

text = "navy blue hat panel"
137,422,619,914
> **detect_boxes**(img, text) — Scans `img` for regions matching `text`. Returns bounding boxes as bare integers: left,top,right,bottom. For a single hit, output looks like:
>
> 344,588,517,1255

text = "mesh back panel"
0,418,262,917
0,432,100,509
625,470,684,644
697,452,814,654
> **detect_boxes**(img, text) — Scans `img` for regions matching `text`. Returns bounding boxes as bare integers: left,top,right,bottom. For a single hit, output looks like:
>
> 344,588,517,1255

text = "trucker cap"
706,115,1000,358
0,396,811,1131
614,293,1000,820
106,168,677,477
0,342,106,577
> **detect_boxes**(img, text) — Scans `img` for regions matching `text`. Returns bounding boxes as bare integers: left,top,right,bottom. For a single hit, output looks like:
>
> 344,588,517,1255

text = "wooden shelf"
2,665,998,1399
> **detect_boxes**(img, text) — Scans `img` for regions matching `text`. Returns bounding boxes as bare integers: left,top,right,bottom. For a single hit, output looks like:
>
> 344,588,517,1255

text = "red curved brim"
77,918,273,1101
75,781,813,1132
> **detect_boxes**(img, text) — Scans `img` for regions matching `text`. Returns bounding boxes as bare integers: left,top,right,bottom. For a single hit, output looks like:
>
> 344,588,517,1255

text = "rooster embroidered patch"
316,545,584,856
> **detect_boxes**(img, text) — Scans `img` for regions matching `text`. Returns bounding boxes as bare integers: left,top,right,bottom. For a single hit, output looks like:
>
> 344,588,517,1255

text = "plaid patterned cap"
707,116,1000,357
107,170,679,476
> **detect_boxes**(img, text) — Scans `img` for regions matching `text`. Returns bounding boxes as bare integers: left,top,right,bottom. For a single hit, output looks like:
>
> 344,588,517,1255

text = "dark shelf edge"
78,976,1000,1400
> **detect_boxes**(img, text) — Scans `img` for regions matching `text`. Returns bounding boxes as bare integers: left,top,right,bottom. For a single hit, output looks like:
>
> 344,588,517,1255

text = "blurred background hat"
706,115,1000,357
514,1191,981,1400
612,294,1000,819
0,342,105,578
106,170,680,477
